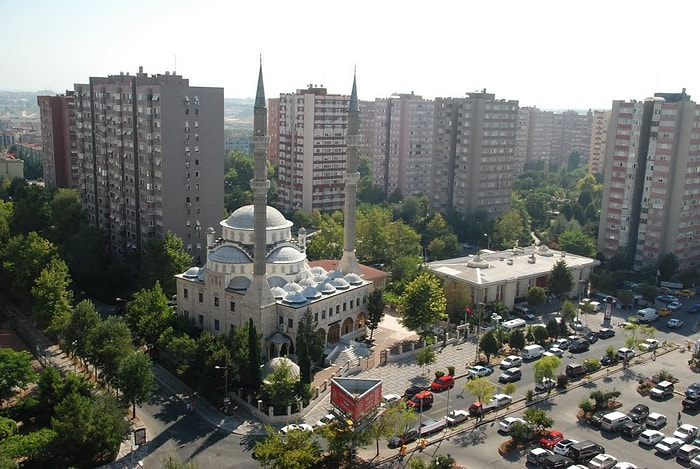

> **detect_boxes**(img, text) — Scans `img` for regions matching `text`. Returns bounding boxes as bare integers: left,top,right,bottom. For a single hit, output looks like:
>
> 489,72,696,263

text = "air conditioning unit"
186,203,191,207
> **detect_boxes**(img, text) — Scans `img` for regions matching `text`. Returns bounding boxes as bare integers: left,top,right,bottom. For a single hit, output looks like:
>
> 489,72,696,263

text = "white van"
522,344,544,360
600,411,631,432
636,307,658,323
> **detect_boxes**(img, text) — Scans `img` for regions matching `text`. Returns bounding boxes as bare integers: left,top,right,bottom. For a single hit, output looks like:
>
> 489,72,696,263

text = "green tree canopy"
254,424,321,469
126,281,174,347
296,309,324,384
0,348,37,405
141,231,192,293
1,232,58,306
493,209,526,249
31,257,73,335
366,289,385,340
86,316,133,385
526,286,547,306
548,260,573,297
64,300,101,362
533,355,561,394
397,273,447,332
557,228,596,257
463,377,496,404
117,351,156,419
479,330,499,363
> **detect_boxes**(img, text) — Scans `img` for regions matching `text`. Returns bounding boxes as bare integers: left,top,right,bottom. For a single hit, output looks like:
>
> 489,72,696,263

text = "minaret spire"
338,69,362,275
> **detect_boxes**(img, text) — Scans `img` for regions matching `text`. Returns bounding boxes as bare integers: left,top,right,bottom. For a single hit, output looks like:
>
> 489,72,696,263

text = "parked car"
545,346,564,358
553,338,570,350
620,421,645,438
601,354,619,366
639,339,659,352
388,427,419,448
446,409,469,426
565,363,587,379
587,410,607,428
678,444,700,462
627,404,650,423
668,300,683,310
687,382,700,398
598,328,616,339
314,413,336,427
657,294,679,303
430,375,455,392
406,390,434,410
650,381,674,400
498,367,522,383
542,454,574,469
585,331,599,344
499,355,522,369
646,412,668,429
612,463,638,469
466,365,493,378
527,447,554,465
569,338,590,353
540,430,564,449
588,453,618,469
403,385,424,399
674,424,699,442
498,416,526,433
655,436,684,455
382,394,402,406
668,318,684,328
690,303,700,314
536,377,557,393
638,429,665,446
684,395,700,411
553,438,579,456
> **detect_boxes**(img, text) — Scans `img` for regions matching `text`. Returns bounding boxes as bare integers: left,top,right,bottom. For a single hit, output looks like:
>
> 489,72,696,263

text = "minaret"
244,60,276,330
338,70,362,275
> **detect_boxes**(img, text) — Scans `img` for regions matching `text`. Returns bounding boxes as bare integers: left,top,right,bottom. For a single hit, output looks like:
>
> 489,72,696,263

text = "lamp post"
483,233,491,251
215,361,229,402
475,302,484,364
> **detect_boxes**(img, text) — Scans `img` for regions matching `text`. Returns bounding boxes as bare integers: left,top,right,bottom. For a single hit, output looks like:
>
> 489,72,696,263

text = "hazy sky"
4,0,698,110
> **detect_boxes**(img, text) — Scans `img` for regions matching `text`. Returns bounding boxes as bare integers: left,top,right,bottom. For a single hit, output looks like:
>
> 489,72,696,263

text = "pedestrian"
186,402,191,413
652,349,656,361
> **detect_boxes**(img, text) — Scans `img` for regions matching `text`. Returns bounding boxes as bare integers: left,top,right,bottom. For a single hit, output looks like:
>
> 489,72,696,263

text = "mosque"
173,65,383,361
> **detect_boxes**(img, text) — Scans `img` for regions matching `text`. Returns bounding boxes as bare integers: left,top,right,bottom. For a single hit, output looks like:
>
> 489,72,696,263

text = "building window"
322,310,326,319
230,301,235,312
183,288,188,299
279,315,284,325
336,305,340,314
183,310,189,319
198,292,203,303
214,319,220,331
343,302,347,311
287,318,293,329
214,296,219,307
198,314,204,326
350,300,354,308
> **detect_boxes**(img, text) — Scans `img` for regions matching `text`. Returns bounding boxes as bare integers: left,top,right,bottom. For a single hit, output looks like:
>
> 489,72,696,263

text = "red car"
430,375,455,392
540,430,564,449
406,390,434,410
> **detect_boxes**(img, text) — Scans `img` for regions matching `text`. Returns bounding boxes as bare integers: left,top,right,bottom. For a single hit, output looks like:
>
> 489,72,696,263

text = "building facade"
175,68,373,360
276,86,350,213
37,93,77,188
588,110,610,175
431,91,519,218
73,67,224,265
359,93,434,198
598,90,700,271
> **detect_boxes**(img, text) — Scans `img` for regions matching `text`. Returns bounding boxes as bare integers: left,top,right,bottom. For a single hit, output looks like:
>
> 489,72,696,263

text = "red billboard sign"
330,378,382,423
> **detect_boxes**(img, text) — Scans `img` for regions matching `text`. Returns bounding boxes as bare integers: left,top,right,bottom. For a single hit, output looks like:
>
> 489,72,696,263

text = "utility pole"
474,302,484,364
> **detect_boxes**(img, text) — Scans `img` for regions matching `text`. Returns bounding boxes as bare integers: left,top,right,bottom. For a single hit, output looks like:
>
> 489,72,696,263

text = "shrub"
557,374,569,388
447,365,455,376
658,369,674,381
583,358,601,372
434,370,445,379
526,389,534,402
579,397,595,414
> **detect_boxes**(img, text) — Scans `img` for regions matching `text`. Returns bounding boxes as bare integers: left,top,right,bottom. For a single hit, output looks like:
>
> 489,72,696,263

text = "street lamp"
214,362,229,401
474,302,485,364
483,233,491,251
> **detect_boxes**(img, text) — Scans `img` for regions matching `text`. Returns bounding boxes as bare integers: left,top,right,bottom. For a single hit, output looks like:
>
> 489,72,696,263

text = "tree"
31,257,73,335
526,286,547,307
1,232,58,306
306,213,344,261
245,318,263,394
479,330,499,363
86,316,133,386
657,253,679,282
624,321,655,351
509,329,526,351
263,359,299,411
533,356,561,394
523,407,553,433
548,259,573,297
366,289,385,340
117,351,156,419
533,325,549,345
616,289,635,310
0,348,37,405
253,424,321,469
443,281,472,325
464,377,496,405
296,310,324,384
493,209,526,249
556,228,596,257
366,401,417,456
508,420,532,443
546,318,559,339
126,281,174,348
64,300,101,366
141,231,192,291
560,300,577,324
415,346,436,373
397,273,447,332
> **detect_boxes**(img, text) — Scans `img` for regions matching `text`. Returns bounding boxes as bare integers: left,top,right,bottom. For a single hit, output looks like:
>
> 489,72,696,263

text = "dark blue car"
689,303,700,313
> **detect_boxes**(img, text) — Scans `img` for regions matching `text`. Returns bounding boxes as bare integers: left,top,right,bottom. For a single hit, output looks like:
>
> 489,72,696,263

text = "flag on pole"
466,306,472,315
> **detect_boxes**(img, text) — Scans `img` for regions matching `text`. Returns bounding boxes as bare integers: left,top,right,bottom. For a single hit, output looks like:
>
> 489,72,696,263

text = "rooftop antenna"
174,55,177,74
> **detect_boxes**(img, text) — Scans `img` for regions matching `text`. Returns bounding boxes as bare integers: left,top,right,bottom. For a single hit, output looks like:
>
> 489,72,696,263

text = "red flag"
466,306,472,315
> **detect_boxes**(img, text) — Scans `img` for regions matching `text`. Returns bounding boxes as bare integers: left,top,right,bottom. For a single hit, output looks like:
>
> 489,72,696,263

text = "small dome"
222,205,293,231
268,276,287,288
327,270,344,280
332,278,350,289
310,266,327,276
302,286,322,299
267,246,305,263
262,357,299,382
344,273,363,285
183,267,200,278
283,291,308,304
209,245,251,264
227,276,251,291
313,273,328,284
319,281,337,294
283,283,303,293
271,286,286,299
298,277,318,288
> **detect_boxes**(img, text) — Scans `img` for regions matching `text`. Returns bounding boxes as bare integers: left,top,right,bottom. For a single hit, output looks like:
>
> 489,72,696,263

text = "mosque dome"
262,357,300,382
283,283,303,293
319,281,337,294
283,291,307,304
209,245,251,264
221,205,293,231
183,267,200,278
332,278,350,289
268,276,288,288
271,286,287,299
343,273,363,285
302,286,322,299
267,246,305,263
227,276,251,291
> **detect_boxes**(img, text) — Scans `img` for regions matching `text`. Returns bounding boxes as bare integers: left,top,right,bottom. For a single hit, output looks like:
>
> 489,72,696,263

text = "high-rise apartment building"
37,93,77,188
588,110,610,175
73,67,224,265
598,90,700,271
431,91,518,217
276,85,350,213
360,93,434,198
